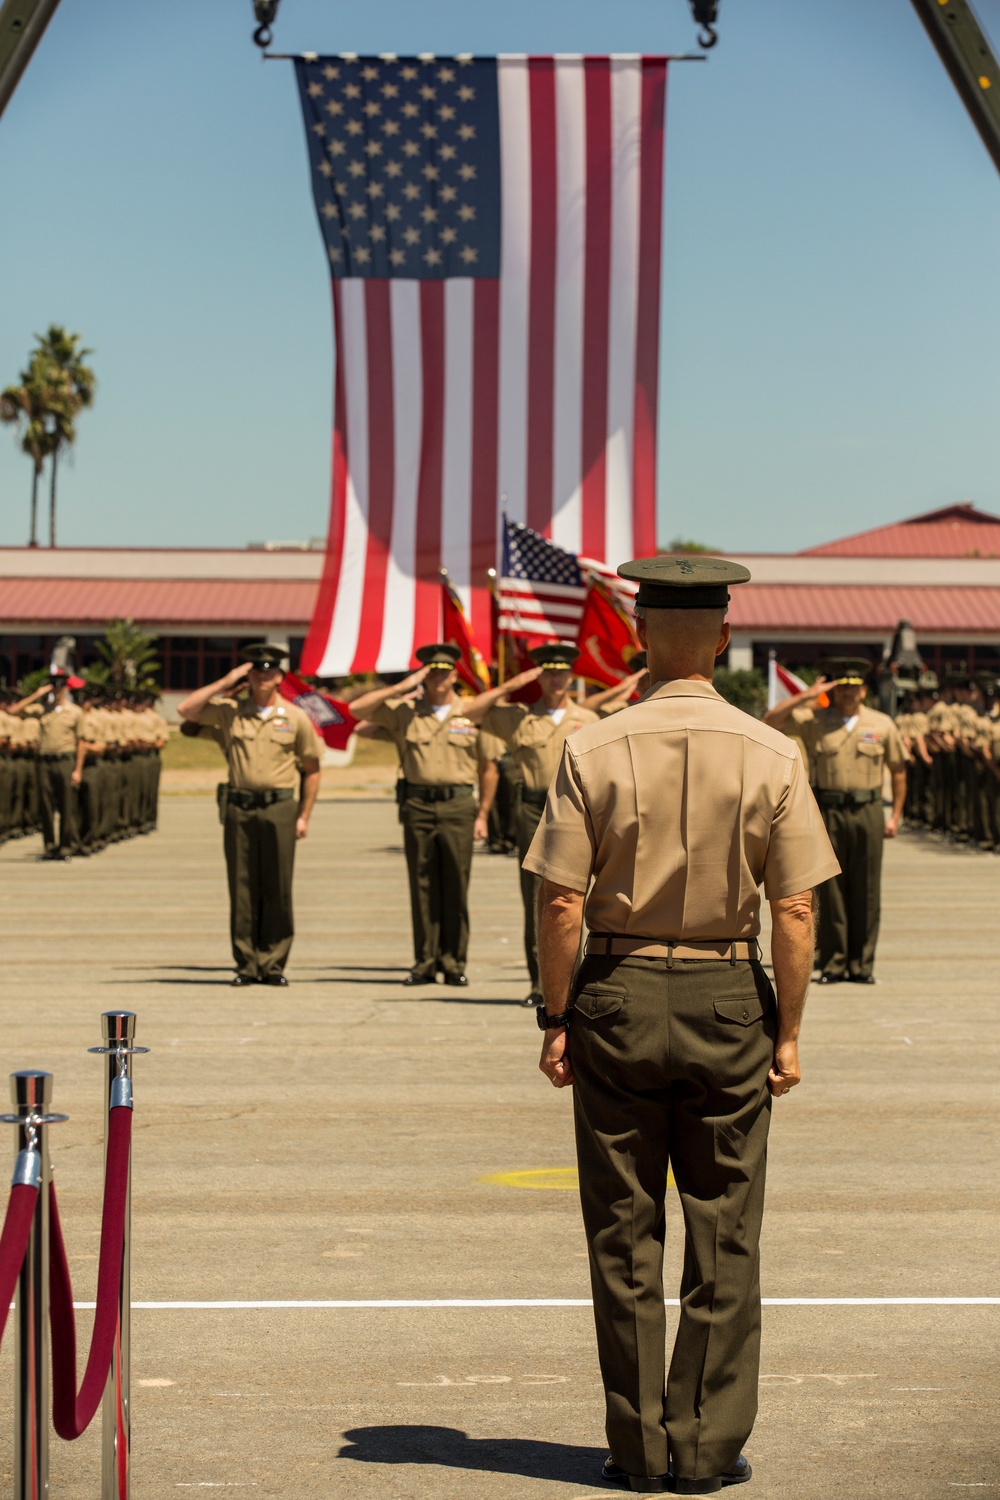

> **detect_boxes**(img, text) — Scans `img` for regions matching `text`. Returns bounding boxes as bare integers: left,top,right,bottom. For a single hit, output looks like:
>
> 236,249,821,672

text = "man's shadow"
339,1425,607,1487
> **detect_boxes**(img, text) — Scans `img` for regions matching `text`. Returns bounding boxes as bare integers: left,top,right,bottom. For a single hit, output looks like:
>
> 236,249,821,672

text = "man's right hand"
768,1039,801,1099
222,662,253,691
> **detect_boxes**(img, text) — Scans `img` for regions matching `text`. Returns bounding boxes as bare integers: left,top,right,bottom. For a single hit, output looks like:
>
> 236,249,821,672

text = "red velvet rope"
0,1183,41,1351
49,1104,133,1441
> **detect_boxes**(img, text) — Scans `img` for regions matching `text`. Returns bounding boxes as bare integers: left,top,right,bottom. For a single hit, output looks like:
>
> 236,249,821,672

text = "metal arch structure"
686,0,1000,177
909,0,1000,175
0,0,63,121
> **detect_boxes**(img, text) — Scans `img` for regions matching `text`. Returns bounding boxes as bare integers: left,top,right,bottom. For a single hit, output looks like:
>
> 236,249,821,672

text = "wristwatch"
536,1006,571,1031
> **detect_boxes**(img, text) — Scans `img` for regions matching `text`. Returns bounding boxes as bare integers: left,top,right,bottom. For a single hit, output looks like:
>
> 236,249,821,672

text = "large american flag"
295,53,667,676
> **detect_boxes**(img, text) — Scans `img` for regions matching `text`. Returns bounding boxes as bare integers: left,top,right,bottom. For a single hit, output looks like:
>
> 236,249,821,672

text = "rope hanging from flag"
292,52,669,677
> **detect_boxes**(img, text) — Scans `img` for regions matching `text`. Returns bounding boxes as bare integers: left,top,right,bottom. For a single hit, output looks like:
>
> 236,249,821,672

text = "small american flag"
295,53,666,677
498,517,635,642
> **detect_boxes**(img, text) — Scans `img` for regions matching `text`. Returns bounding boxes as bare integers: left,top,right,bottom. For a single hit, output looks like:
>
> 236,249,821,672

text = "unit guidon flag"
295,53,667,676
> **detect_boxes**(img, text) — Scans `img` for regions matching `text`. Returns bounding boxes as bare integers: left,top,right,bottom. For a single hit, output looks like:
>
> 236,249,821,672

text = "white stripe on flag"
318,281,368,677
497,57,531,524
605,57,642,564
376,282,423,675
550,56,586,556
501,578,586,601
441,279,475,610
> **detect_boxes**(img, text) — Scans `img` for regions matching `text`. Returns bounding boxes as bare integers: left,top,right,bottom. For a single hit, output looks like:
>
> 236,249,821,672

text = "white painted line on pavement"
68,1296,1000,1310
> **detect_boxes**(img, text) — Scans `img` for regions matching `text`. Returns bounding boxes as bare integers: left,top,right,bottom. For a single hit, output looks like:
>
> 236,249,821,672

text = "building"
1,503,998,707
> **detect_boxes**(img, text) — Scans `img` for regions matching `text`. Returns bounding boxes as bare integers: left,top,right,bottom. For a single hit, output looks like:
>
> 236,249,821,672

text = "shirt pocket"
573,984,626,1022
404,716,440,746
856,740,884,761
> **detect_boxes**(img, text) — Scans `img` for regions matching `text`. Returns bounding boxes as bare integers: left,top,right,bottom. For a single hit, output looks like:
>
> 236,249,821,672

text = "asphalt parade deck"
1,798,998,1498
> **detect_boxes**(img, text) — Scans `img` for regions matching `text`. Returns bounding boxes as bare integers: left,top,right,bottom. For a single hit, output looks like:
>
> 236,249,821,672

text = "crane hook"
697,23,718,49
252,0,280,52
689,1,720,50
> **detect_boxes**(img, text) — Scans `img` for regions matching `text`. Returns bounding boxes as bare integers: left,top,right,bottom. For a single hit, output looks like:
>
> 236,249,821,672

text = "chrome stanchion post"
90,1012,147,1500
3,1070,67,1500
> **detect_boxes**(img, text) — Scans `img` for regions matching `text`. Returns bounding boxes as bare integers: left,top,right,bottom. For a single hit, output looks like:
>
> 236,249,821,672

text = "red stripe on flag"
631,58,666,556
526,57,558,537
352,280,395,672
580,58,612,562
470,278,501,659
412,281,445,658
301,281,348,676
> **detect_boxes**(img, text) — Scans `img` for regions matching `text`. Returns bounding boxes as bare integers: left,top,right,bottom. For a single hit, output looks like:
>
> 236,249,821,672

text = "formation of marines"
0,668,167,859
895,670,1000,850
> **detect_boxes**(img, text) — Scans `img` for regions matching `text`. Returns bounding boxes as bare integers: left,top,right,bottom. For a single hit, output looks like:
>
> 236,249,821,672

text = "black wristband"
536,1006,571,1031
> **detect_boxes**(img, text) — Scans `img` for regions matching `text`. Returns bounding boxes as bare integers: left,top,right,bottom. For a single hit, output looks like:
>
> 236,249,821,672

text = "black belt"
227,786,295,810
39,753,73,762
521,787,549,808
402,782,474,802
816,788,880,807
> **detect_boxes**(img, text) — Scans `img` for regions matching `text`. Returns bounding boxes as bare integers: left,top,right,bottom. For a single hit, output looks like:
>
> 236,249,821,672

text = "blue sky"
1,0,998,555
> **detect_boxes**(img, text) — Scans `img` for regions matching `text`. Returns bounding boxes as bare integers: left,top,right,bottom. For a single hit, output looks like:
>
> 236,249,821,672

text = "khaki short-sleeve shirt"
197,696,323,791
79,710,106,748
481,702,598,792
368,698,492,786
36,702,83,756
927,703,956,737
788,704,908,792
523,679,840,941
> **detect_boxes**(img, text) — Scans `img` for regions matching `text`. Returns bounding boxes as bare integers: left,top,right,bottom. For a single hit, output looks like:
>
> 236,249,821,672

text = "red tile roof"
0,579,318,628
729,585,1000,634
800,504,1000,558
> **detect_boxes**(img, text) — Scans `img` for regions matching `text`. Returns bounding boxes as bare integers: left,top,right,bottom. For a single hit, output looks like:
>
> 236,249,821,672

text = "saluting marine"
765,658,908,984
351,644,499,988
10,667,82,861
178,643,324,987
527,556,839,1494
475,643,599,1006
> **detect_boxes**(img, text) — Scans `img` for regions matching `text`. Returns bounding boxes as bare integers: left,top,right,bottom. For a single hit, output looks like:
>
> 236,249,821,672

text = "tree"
35,327,96,548
0,328,95,548
87,619,161,692
665,537,717,554
713,667,767,719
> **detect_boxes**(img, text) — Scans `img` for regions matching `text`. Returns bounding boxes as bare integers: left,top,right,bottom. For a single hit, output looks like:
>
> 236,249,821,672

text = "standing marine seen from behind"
764,658,907,985
178,643,323,987
525,557,840,1495
351,644,507,988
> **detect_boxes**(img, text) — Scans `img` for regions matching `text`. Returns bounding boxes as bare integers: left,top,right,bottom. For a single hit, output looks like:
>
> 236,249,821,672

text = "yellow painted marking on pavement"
481,1166,675,1190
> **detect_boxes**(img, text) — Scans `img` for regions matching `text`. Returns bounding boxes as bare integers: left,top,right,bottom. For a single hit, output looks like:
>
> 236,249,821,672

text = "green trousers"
400,792,475,978
78,762,104,852
571,954,775,1482
223,798,298,979
817,800,884,980
38,757,78,856
516,797,544,988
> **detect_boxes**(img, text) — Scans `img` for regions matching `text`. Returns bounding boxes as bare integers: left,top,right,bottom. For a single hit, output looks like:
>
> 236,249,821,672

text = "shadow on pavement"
339,1426,607,1486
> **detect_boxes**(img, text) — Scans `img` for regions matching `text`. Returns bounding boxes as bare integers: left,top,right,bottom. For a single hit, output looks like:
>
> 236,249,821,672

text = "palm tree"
34,327,96,548
0,353,60,547
0,329,96,548
87,618,161,692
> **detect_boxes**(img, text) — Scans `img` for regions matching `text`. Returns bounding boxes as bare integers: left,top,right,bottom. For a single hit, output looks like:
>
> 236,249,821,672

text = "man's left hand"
884,814,899,839
539,1029,573,1088
296,816,309,840
473,812,489,843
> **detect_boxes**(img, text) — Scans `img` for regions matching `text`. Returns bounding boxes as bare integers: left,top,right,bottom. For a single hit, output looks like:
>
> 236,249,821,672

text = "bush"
713,668,767,719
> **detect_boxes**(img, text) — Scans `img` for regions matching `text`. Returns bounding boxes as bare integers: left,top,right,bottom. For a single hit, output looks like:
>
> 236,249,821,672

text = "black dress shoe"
521,990,544,1007
262,973,289,987
230,973,256,987
601,1456,668,1492
849,974,877,985
443,972,468,987
671,1454,752,1494
402,971,435,986
815,973,844,985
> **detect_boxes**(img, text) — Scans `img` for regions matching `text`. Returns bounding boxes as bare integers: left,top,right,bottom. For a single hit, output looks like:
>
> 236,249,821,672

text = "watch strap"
536,1005,571,1031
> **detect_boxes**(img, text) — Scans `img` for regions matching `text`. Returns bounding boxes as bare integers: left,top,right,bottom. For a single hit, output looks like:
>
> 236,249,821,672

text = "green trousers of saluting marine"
224,798,298,980
516,795,545,988
817,800,884,980
38,758,79,856
571,955,775,1483
401,793,475,979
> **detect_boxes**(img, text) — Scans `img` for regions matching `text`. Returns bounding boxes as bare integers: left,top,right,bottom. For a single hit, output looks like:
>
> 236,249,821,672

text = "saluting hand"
222,662,253,691
539,1028,574,1088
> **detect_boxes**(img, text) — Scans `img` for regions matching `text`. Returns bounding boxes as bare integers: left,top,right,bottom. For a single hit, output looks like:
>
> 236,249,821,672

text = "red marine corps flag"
441,574,491,691
573,575,641,686
279,671,358,752
293,53,668,676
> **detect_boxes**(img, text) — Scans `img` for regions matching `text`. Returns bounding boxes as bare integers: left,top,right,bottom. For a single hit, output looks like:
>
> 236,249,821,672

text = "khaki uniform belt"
521,787,548,807
586,934,759,963
227,786,295,810
402,782,473,802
